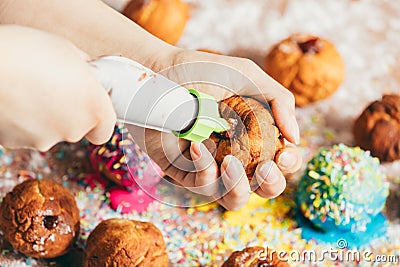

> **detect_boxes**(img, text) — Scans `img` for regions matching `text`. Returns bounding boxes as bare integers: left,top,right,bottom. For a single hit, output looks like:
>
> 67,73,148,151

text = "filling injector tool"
89,56,229,142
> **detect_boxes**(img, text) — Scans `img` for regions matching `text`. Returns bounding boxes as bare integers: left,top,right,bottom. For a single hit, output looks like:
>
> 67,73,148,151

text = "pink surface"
109,186,158,213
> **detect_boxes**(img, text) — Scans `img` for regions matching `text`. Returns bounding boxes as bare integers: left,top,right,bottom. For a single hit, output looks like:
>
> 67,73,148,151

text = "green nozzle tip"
175,89,231,142
214,119,230,133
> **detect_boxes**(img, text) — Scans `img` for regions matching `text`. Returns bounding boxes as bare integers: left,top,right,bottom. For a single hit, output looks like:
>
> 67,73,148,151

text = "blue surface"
296,210,388,249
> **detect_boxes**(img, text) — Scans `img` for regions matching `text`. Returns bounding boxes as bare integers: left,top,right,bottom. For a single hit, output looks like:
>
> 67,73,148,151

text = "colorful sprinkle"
297,144,389,232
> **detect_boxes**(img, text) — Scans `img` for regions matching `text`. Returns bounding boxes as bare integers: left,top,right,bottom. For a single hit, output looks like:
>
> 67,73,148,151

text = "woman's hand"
0,0,300,209
128,49,302,210
0,25,116,151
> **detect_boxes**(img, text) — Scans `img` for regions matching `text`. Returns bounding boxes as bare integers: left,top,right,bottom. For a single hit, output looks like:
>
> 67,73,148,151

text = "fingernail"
292,121,300,145
222,155,242,178
294,132,300,145
191,143,202,160
278,151,297,170
258,161,278,184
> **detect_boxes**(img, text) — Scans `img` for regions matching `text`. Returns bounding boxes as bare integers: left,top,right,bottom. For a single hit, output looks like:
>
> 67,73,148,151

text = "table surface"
0,0,399,266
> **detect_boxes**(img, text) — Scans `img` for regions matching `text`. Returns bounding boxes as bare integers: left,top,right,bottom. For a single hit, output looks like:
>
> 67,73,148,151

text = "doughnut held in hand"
0,179,80,258
354,94,400,162
205,95,283,180
265,34,345,106
84,218,168,267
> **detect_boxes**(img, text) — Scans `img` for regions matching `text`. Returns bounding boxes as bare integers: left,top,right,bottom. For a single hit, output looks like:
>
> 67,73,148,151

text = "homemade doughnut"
84,218,168,267
89,123,163,213
197,49,222,54
222,246,289,267
89,123,162,189
123,0,189,45
297,144,389,233
0,179,80,258
354,94,400,162
205,96,283,180
265,34,345,106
